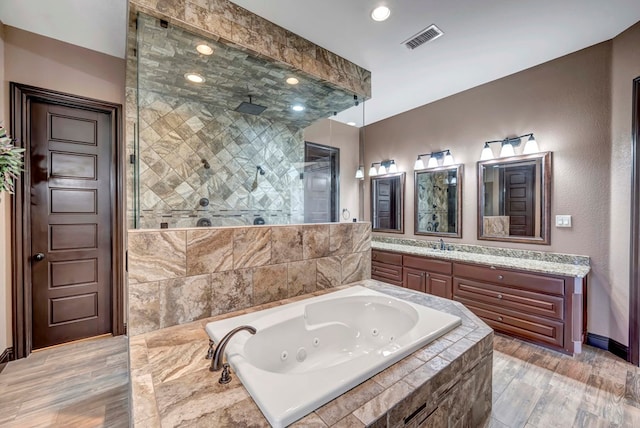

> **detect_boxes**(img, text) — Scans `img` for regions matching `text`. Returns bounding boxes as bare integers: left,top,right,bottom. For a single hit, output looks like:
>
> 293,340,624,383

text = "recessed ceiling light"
291,104,305,112
196,44,214,55
347,122,356,126
286,77,299,85
371,6,391,22
184,73,205,83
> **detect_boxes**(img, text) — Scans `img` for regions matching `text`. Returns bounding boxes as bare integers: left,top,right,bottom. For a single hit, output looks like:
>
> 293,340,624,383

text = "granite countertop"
372,241,591,278
129,280,493,427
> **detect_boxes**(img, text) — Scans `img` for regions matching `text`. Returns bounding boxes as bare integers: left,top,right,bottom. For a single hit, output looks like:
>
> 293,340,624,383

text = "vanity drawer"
453,262,565,296
456,299,564,349
372,250,402,266
453,278,564,320
372,261,403,286
403,255,452,275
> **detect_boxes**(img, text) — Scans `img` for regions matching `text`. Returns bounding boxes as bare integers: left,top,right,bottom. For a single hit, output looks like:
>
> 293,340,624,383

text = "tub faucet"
439,239,445,250
210,325,257,375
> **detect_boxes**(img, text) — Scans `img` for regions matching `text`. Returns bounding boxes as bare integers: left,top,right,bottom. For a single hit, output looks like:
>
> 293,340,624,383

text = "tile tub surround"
129,280,493,427
372,237,591,278
127,222,372,336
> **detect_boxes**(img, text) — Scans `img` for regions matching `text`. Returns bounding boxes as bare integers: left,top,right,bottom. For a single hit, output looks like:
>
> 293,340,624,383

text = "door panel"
30,101,112,349
504,165,535,236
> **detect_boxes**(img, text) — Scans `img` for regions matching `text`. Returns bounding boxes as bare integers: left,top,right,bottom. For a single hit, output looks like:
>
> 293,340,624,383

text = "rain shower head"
235,95,267,115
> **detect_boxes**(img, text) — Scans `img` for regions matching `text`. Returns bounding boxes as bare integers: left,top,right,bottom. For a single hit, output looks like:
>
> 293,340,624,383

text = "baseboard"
586,333,629,361
0,347,14,374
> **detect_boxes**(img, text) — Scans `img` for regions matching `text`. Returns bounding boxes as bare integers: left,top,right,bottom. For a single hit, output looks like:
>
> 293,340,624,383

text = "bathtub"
205,286,461,427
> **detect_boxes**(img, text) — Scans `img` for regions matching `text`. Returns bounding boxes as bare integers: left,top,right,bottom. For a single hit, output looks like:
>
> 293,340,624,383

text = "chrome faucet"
439,238,445,250
209,325,257,380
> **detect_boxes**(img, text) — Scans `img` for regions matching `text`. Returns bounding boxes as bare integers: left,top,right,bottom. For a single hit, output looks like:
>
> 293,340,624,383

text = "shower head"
235,95,267,116
256,166,265,175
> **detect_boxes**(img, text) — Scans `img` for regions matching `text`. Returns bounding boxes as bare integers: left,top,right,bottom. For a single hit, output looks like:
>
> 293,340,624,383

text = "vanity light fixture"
481,133,538,160
355,166,364,179
196,44,214,55
371,6,391,22
286,77,299,85
414,150,454,169
184,73,205,83
369,160,397,176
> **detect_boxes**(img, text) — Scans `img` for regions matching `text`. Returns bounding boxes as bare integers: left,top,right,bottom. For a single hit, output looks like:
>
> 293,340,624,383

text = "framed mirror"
371,172,405,233
477,152,552,244
414,165,463,238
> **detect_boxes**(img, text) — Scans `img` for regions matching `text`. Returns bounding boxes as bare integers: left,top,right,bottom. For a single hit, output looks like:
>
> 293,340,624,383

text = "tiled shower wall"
127,222,371,336
416,171,452,234
136,90,305,228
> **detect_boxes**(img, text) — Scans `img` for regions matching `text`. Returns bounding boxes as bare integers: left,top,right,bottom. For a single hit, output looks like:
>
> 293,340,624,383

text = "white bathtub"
205,286,461,427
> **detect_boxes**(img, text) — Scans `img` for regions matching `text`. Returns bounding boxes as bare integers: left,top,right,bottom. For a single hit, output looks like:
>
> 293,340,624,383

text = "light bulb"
427,156,438,168
523,135,539,154
414,157,424,170
378,164,387,175
369,164,378,176
388,161,398,173
443,151,454,166
480,143,494,160
500,142,515,157
355,168,364,179
371,6,391,21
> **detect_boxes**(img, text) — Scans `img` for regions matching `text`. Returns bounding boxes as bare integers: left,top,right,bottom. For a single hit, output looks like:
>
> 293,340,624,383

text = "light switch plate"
555,215,572,228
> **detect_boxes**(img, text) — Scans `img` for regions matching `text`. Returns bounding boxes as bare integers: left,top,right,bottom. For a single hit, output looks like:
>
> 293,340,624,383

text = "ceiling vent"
402,24,444,50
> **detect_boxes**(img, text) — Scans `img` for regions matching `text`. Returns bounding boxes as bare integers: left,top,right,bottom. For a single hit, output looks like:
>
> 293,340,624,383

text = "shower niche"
130,13,365,229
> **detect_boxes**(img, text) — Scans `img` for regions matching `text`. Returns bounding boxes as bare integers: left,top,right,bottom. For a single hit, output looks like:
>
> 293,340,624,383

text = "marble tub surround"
128,222,372,336
129,280,493,427
372,237,590,278
129,0,371,98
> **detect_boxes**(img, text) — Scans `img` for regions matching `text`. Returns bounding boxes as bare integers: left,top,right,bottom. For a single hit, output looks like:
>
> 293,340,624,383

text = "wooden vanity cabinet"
403,255,453,299
452,262,585,354
371,250,403,287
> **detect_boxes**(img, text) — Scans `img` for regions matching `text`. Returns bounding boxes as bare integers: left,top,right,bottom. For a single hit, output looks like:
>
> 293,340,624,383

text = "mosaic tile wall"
136,89,305,228
127,222,372,335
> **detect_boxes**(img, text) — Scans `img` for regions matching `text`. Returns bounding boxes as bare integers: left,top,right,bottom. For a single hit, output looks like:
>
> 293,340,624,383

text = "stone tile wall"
129,0,371,98
127,222,372,335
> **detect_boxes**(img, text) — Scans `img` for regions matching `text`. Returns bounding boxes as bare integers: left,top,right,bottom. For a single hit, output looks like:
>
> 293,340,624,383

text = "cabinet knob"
497,294,503,299
490,266,497,270
421,272,425,277
498,316,503,321
497,275,504,280
33,253,45,261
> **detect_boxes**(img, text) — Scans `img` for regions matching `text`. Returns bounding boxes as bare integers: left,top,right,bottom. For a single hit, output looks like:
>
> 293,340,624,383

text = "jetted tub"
205,286,461,427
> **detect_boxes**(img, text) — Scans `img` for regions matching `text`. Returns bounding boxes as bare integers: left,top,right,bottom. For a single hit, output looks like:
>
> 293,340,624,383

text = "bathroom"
1,0,640,427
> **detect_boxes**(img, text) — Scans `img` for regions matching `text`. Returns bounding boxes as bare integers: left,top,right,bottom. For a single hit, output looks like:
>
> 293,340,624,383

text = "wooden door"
375,181,392,229
503,165,535,236
30,101,112,349
403,267,426,293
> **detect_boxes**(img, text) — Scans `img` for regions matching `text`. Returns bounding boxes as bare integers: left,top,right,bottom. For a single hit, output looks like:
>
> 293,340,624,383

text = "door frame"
10,83,125,359
631,76,640,365
304,141,340,223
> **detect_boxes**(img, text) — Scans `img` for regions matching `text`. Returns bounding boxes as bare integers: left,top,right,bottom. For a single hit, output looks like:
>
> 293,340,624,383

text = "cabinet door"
404,267,426,293
428,273,452,299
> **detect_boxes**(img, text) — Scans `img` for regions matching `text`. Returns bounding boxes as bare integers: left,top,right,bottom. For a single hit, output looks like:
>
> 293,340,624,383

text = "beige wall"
364,41,620,342
304,119,361,222
0,25,125,351
610,21,640,347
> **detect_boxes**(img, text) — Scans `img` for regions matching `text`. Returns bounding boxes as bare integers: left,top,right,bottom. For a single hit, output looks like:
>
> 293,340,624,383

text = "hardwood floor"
0,333,638,427
0,336,129,428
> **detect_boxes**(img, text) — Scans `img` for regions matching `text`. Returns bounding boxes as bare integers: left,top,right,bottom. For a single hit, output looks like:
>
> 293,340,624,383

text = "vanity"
371,241,589,355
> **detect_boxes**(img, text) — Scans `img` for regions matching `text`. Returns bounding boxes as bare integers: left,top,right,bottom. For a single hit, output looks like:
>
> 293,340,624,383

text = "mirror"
477,152,552,244
371,172,405,233
414,165,463,238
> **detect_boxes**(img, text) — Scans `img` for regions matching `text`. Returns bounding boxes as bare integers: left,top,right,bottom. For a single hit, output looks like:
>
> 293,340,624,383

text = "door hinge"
129,154,136,164
125,250,128,272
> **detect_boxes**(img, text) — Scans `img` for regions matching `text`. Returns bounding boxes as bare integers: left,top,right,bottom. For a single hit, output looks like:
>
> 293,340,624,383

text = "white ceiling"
2,0,640,126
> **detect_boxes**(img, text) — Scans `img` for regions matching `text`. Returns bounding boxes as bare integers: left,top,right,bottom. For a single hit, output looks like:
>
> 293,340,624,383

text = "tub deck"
129,280,493,427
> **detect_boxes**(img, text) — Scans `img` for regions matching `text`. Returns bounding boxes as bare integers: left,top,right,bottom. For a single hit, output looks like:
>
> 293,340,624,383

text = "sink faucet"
439,238,445,250
209,325,257,380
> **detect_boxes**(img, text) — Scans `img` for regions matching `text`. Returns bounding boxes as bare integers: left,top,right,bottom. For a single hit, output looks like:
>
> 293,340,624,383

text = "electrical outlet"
555,215,572,228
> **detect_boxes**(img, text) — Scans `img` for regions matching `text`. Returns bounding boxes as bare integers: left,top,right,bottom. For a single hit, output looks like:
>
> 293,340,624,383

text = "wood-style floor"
0,333,638,427
0,336,129,428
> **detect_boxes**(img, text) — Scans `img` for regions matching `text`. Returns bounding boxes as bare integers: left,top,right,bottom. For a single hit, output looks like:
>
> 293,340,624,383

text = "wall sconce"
369,160,398,176
481,133,539,160
414,150,455,170
355,166,364,179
